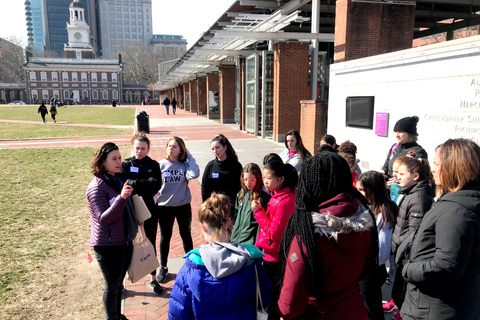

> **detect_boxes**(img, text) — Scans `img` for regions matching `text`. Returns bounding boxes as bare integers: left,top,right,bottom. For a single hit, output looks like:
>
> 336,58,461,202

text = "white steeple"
65,0,96,58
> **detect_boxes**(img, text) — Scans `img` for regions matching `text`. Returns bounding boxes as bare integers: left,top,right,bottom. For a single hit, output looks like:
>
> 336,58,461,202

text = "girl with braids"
231,163,271,245
117,132,164,295
201,134,243,208
251,160,298,320
390,150,434,319
401,139,480,320
277,151,378,320
338,140,360,187
168,194,272,320
279,129,312,173
357,171,399,320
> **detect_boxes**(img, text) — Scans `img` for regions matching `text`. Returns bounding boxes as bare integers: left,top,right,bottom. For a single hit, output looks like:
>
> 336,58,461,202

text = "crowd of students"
86,116,480,320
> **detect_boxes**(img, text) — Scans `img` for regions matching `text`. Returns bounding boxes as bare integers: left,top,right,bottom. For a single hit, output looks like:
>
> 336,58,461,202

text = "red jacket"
278,193,373,320
254,187,296,263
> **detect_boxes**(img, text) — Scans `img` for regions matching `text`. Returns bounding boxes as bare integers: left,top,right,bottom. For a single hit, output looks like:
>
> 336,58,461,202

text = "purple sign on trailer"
375,112,388,136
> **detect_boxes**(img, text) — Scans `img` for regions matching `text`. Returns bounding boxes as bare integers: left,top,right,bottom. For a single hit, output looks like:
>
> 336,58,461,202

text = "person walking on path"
155,136,200,283
86,142,138,320
162,96,171,115
401,138,480,320
117,132,164,295
171,97,177,115
38,102,48,123
49,104,57,123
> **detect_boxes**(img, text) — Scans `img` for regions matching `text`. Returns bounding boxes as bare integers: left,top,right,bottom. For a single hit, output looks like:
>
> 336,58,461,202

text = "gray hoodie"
199,241,253,279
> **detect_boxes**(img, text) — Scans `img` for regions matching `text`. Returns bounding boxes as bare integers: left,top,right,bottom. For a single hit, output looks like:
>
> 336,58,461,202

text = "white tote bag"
127,225,159,283
255,264,269,320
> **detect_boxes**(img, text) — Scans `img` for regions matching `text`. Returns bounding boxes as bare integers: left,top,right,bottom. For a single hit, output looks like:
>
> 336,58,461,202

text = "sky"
0,0,234,48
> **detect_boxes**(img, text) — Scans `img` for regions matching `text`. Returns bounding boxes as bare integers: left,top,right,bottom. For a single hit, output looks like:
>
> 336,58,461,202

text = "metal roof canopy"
157,0,480,91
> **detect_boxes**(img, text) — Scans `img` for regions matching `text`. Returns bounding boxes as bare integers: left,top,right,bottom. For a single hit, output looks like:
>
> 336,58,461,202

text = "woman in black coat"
401,138,480,320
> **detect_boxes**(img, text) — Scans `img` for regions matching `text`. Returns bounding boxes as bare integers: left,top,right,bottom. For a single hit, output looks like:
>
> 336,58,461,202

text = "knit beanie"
393,116,419,135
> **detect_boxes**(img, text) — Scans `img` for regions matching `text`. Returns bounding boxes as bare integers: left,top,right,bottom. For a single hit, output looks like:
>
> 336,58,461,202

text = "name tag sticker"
130,166,139,173
163,171,171,177
212,172,219,179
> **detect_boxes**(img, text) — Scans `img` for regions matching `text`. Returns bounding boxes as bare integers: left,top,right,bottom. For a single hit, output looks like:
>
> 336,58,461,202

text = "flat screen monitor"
346,96,374,129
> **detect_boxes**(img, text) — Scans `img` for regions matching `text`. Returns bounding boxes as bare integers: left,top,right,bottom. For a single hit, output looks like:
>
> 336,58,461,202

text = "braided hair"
278,151,378,300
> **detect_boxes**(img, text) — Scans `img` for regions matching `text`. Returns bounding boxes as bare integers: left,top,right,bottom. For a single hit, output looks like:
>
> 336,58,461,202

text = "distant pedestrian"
112,100,116,107
171,97,177,115
49,104,57,123
163,96,171,115
38,102,48,123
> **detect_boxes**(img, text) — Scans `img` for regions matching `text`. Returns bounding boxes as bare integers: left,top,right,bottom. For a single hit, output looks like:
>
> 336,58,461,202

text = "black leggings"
158,203,193,267
51,114,56,121
360,264,387,320
143,206,161,276
94,241,133,320
263,260,280,320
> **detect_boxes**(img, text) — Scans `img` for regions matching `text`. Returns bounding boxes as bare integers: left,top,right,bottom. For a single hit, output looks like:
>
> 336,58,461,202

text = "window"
42,90,49,99
76,51,81,59
113,90,118,100
53,90,59,99
41,72,47,81
91,73,97,82
103,90,109,99
82,90,88,99
81,72,87,82
72,73,78,82
102,73,108,82
64,90,70,99
51,72,58,81
112,73,117,82
63,72,68,81
345,96,375,129
92,90,98,99
31,89,38,99
30,72,36,81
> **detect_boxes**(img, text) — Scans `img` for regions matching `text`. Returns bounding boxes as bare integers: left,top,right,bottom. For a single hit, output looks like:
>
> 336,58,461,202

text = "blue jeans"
165,105,170,115
94,242,133,320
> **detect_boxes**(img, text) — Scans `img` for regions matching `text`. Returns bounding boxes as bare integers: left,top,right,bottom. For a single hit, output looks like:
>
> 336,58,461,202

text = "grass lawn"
0,105,135,125
0,122,131,140
0,146,131,320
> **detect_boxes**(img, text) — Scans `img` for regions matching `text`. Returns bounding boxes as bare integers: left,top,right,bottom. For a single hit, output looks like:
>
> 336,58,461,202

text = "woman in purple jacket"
86,142,138,320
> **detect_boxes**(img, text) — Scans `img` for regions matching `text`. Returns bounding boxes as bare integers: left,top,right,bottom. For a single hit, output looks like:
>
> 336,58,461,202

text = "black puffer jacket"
401,186,480,320
117,155,162,214
382,142,428,179
391,180,434,254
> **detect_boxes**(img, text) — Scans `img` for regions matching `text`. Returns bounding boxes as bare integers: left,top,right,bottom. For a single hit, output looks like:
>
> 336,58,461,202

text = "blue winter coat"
168,244,272,320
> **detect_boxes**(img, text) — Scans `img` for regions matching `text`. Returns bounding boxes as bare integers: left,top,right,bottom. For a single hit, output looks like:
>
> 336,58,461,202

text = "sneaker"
149,280,164,295
392,311,402,320
157,267,169,283
383,299,396,313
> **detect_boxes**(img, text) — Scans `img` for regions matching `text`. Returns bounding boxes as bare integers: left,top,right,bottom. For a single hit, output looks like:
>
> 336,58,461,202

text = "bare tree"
0,36,26,83
119,41,179,85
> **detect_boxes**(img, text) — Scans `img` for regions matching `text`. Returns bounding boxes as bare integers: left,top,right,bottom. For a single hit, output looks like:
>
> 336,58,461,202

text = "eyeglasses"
242,178,256,182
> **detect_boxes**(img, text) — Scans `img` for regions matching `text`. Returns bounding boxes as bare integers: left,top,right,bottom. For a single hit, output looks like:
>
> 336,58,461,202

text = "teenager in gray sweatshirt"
155,136,200,283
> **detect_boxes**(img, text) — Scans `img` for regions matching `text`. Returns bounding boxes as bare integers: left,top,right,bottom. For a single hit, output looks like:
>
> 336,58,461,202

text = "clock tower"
64,0,96,59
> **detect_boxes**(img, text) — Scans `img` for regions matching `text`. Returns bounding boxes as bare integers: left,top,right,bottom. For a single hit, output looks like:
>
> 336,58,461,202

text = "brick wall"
335,0,415,62
300,100,328,153
219,66,236,123
273,42,310,142
206,73,219,118
183,83,190,111
190,80,198,113
197,76,207,115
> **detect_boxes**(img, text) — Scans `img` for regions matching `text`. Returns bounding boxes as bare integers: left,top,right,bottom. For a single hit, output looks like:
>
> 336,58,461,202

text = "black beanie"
393,116,419,135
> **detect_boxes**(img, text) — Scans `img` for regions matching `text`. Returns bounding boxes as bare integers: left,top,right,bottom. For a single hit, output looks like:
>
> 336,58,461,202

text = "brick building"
24,56,123,104
157,0,480,152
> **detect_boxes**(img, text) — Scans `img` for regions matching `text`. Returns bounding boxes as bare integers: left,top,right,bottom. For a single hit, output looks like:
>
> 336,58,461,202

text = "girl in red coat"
277,151,378,320
251,160,298,320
